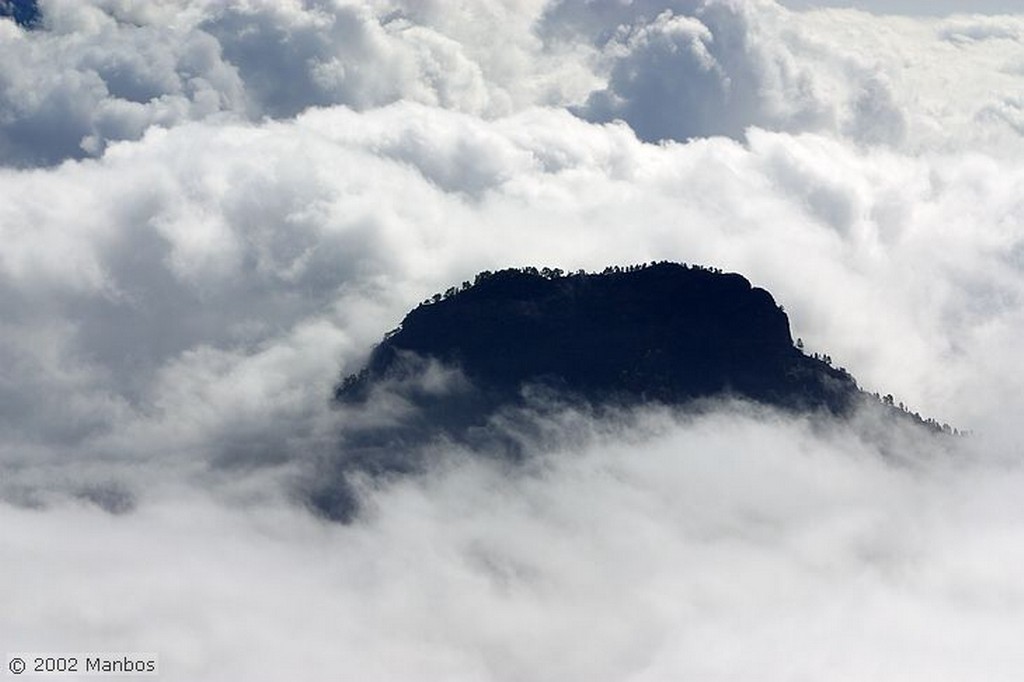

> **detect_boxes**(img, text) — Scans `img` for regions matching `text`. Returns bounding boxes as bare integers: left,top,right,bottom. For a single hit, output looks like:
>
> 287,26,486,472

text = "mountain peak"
318,262,957,521
338,262,858,414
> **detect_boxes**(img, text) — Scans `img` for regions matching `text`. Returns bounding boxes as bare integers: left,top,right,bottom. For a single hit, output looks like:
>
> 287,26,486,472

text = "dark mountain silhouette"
316,262,954,521
338,262,858,414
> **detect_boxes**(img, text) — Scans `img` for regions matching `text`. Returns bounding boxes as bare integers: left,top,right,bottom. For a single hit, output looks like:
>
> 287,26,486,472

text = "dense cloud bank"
5,406,1024,680
2,0,1024,679
3,0,1024,166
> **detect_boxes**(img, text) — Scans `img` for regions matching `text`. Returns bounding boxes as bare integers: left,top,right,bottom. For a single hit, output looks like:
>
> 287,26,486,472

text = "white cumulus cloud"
2,0,1024,679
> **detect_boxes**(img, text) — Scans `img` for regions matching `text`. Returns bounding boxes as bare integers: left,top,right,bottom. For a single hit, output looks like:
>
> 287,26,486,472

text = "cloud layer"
4,407,1024,681
2,1,1024,679
5,0,1023,166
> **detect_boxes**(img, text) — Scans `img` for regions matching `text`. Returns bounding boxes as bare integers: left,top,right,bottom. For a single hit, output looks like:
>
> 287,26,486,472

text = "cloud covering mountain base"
5,404,1024,681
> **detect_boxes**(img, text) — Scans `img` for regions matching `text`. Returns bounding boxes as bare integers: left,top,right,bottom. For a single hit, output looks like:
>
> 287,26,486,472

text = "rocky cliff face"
337,262,858,414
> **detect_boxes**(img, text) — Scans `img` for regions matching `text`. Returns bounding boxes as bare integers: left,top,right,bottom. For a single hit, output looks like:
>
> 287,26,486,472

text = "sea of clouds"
2,1,1024,679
